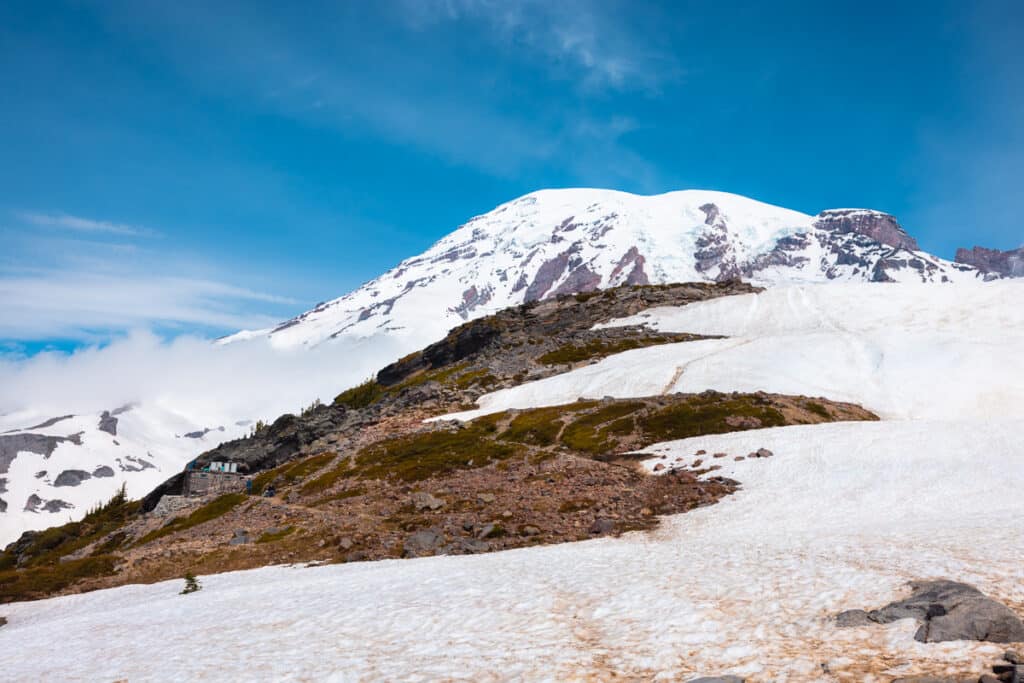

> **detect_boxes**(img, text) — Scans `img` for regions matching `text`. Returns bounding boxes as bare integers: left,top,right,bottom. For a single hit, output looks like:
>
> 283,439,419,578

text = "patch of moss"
0,554,118,603
500,406,565,446
134,493,248,547
256,526,296,544
560,402,645,454
452,368,500,389
352,421,523,482
804,400,831,419
638,397,786,442
333,379,385,409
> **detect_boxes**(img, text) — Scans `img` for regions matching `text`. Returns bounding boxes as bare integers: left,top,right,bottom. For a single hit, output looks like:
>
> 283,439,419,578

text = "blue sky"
1,0,1021,351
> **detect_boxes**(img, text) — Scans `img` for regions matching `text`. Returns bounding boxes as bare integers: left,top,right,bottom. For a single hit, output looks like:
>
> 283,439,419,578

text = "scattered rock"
476,492,496,504
520,525,540,536
835,609,872,627
0,616,6,628
589,518,615,535
695,449,706,455
92,465,115,478
713,452,727,458
1005,651,1022,665
755,447,774,458
338,537,354,550
34,470,46,479
228,529,250,545
734,456,745,462
653,463,665,472
411,491,445,511
98,411,118,436
687,677,745,683
838,580,1024,643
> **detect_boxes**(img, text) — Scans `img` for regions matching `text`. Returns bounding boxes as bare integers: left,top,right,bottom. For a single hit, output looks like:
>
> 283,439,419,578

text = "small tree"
180,571,201,595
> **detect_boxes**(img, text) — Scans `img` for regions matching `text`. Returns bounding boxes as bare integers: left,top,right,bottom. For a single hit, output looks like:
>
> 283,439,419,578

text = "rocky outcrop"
54,470,91,487
97,411,118,436
838,579,1024,643
0,433,81,476
92,466,115,478
955,246,1024,278
814,209,920,251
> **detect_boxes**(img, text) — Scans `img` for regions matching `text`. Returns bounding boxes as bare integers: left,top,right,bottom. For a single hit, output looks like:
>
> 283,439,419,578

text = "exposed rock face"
0,433,81,476
837,579,1024,643
955,246,1024,278
92,466,115,478
0,497,6,513
97,411,118,436
53,470,92,487
814,209,920,251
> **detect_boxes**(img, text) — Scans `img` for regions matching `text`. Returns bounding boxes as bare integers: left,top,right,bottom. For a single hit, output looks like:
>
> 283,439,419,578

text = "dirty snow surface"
2,282,1022,682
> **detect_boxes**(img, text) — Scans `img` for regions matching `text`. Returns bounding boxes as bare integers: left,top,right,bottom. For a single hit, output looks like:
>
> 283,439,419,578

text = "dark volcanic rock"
955,246,1024,278
54,469,92,487
92,465,115,478
0,433,79,475
814,209,920,251
838,579,1024,643
42,499,72,513
98,411,118,436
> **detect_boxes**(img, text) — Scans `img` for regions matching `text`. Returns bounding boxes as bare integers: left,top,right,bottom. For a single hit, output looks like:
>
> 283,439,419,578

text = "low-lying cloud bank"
0,330,414,424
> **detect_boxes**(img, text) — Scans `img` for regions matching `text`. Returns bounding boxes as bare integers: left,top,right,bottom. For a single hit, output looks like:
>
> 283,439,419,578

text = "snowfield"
1,282,1021,681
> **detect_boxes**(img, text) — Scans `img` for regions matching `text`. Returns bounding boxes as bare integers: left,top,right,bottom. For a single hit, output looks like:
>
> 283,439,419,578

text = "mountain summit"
229,189,980,349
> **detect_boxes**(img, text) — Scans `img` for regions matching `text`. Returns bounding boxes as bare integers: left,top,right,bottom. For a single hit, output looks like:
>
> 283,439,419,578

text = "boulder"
404,529,444,557
54,469,91,487
411,491,445,511
228,529,250,545
838,580,1024,643
92,465,115,478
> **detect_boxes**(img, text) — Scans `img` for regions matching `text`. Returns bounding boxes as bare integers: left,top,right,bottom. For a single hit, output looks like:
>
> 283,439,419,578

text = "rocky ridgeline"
956,245,1024,279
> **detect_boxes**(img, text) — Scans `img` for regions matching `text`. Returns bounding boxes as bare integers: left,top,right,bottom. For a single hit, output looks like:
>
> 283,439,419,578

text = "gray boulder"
411,491,445,511
838,580,1024,643
92,465,115,478
404,529,444,557
228,529,250,545
54,469,92,487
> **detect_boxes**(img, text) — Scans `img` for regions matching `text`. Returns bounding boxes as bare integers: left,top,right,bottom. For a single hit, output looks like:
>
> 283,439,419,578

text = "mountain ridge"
225,188,983,350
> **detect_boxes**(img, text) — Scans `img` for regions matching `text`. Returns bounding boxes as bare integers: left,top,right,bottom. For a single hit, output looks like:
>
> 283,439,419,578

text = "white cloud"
17,211,160,237
0,330,411,425
0,271,294,341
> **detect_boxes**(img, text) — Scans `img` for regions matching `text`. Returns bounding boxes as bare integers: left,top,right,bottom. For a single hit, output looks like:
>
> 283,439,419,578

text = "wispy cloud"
0,271,294,341
17,211,160,237
401,0,680,92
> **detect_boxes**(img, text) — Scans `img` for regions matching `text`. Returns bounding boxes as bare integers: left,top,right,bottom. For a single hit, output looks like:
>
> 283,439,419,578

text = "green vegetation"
350,417,521,482
637,397,786,442
256,526,296,544
0,484,137,573
500,406,566,446
249,452,336,495
0,555,117,603
537,337,682,365
134,493,248,547
333,378,385,409
560,402,644,453
803,400,831,419
180,572,201,594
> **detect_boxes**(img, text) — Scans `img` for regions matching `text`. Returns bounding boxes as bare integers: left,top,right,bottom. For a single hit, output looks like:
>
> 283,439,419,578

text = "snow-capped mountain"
227,189,982,349
0,405,252,543
0,188,987,547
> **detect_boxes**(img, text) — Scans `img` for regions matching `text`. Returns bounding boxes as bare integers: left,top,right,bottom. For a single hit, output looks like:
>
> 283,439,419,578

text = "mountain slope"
1,280,1021,681
227,189,982,349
